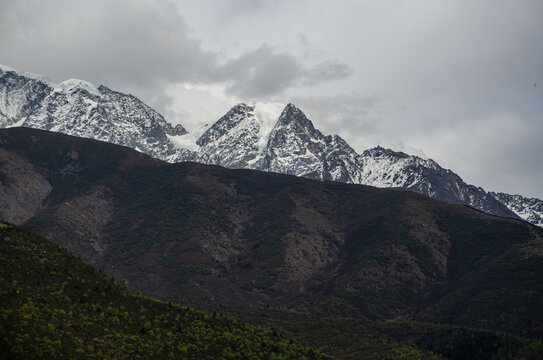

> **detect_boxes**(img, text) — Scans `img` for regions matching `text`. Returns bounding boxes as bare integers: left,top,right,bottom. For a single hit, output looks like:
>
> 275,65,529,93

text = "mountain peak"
280,102,302,116
363,145,409,159
287,102,299,109
274,102,316,133
0,63,54,85
193,101,287,167
54,78,102,97
1,64,101,97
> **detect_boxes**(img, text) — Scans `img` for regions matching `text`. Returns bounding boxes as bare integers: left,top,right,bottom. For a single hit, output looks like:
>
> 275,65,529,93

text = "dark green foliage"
0,222,330,359
365,321,543,360
217,307,543,360
217,308,444,360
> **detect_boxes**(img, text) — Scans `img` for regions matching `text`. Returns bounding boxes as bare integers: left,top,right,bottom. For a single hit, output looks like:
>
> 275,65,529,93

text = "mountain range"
1,64,542,228
1,126,542,359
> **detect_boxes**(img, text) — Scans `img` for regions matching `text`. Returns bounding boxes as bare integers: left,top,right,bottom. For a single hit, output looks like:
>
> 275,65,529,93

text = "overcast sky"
2,0,542,198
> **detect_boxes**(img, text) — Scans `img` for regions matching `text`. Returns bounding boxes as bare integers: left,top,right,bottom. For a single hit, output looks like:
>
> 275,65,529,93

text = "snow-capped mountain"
185,102,516,219
190,102,362,183
1,65,541,226
196,102,286,168
489,192,543,228
0,65,192,162
356,147,518,217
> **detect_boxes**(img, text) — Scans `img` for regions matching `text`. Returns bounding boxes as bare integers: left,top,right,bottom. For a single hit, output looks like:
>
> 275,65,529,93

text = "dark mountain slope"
0,220,331,359
1,127,542,340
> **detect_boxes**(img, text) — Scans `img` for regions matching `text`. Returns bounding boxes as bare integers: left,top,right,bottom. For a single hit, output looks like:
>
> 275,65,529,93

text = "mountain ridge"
1,65,541,226
0,66,191,162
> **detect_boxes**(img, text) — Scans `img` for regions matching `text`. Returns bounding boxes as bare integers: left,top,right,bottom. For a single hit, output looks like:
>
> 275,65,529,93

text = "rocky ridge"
0,65,192,162
490,192,543,227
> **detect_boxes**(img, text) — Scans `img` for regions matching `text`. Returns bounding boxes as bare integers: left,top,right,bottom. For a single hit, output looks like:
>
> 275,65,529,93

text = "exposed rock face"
263,104,361,182
195,103,280,168
0,148,52,224
355,146,517,218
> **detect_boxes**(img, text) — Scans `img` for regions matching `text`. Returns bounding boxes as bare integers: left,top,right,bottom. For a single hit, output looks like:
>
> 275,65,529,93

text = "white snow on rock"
251,101,285,154
0,66,189,162
490,192,543,228
54,79,102,97
168,123,210,152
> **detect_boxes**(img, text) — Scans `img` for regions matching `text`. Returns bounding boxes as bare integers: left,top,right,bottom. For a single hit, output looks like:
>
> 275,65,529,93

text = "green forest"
0,221,329,359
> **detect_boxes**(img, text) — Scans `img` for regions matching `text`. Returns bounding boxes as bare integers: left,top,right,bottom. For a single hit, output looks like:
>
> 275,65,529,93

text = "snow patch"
82,97,98,108
7,118,26,128
250,102,286,154
168,124,210,151
54,78,101,97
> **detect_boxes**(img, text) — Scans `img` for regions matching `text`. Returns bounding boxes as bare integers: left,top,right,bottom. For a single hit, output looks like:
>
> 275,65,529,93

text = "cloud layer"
0,0,350,99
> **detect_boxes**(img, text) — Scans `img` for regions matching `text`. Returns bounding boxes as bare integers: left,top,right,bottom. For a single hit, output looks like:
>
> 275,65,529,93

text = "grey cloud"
227,0,273,12
215,45,301,98
0,0,351,100
151,92,189,124
0,0,215,90
301,61,352,85
415,110,543,199
212,45,352,98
